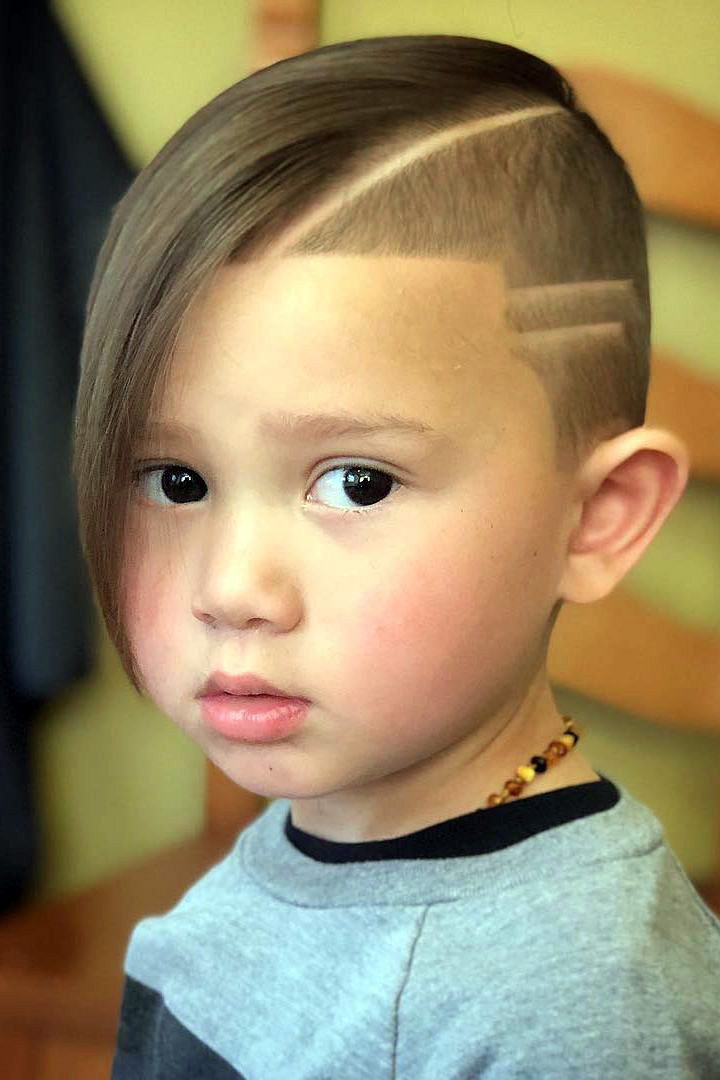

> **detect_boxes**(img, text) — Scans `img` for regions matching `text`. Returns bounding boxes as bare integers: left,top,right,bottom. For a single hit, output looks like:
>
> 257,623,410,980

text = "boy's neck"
290,684,600,844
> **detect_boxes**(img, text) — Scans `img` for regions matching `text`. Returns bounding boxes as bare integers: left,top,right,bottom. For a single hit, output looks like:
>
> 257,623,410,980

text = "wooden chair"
562,66,720,230
2,18,719,1071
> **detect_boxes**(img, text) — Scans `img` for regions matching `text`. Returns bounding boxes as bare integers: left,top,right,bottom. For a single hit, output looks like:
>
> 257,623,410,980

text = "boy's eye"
310,465,398,512
136,465,208,505
133,463,399,512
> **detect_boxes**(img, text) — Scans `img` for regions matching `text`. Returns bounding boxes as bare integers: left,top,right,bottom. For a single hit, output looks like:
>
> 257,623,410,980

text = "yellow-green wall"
36,0,719,899
324,2,720,107
53,0,251,170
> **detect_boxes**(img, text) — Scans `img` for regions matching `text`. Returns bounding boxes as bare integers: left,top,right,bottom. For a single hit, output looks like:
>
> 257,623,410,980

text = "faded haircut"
74,35,650,689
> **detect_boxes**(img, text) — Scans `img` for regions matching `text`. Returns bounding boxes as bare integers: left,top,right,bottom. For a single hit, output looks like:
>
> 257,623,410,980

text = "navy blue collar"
285,776,619,863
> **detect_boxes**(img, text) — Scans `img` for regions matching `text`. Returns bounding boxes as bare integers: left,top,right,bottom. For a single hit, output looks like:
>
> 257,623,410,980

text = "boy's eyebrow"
144,412,448,444
260,410,447,443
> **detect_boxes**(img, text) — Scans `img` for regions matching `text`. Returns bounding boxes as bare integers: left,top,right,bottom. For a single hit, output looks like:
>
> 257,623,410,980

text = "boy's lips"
196,672,311,742
196,671,308,701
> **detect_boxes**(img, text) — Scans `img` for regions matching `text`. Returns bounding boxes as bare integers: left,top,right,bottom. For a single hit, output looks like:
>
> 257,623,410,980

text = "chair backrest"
205,760,264,835
563,66,720,230
252,0,319,73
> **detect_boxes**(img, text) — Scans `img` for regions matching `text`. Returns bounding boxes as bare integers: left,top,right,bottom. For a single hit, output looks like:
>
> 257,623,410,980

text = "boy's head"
74,36,686,833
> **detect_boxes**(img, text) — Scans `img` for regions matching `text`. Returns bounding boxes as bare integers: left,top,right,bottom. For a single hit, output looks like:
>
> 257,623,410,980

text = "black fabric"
0,0,134,910
285,774,619,862
112,977,247,1080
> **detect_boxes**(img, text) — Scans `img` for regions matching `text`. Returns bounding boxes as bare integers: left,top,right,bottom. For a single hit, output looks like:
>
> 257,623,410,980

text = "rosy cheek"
343,554,481,697
125,581,162,642
336,521,537,737
122,551,178,686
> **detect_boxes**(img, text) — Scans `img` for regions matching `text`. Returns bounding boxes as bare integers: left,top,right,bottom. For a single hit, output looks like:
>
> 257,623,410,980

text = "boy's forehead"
165,254,554,452
206,254,508,337
177,256,636,357
177,254,513,386
161,253,637,464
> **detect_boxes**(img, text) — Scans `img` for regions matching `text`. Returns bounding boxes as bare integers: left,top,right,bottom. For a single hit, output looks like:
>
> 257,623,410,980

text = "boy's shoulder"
415,790,720,1002
403,820,720,1078
418,823,720,982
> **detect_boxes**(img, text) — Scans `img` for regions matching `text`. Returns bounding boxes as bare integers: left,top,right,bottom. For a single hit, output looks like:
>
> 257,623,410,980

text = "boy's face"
124,256,581,839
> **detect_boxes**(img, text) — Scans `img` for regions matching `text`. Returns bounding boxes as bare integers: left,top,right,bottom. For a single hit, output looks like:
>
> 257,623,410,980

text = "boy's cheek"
122,559,182,691
335,529,550,710
336,554,492,691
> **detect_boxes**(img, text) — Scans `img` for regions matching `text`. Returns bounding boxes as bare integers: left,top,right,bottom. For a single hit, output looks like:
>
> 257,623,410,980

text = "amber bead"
486,719,578,806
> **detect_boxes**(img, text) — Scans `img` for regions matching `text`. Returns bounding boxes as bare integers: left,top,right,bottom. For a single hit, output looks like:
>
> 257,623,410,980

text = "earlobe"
558,427,689,605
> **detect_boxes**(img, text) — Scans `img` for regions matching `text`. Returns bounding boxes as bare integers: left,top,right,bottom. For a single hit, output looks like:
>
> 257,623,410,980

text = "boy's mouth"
197,671,307,701
196,672,311,743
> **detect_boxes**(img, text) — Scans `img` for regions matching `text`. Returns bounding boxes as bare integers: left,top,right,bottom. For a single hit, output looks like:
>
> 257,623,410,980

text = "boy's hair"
74,35,650,689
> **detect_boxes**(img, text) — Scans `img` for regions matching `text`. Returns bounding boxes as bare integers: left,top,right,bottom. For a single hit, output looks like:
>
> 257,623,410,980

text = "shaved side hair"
277,108,646,470
74,36,650,687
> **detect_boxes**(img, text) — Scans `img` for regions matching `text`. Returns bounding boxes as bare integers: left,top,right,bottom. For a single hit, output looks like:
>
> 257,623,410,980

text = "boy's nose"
191,510,303,634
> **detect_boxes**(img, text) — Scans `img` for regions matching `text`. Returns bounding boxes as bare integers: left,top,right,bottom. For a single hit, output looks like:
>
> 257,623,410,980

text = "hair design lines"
506,280,641,333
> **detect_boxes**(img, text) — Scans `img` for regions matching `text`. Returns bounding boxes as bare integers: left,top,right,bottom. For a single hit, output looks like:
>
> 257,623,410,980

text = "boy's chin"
203,750,334,803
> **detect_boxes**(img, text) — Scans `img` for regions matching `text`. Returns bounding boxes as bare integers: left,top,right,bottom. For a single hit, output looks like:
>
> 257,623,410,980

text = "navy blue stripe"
112,975,246,1079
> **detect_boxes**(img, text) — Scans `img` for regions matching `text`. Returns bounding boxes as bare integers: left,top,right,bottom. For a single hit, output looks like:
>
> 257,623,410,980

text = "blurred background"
1,0,718,1074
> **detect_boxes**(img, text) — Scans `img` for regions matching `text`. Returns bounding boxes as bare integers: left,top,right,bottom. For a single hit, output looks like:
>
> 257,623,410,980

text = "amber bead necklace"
486,717,580,807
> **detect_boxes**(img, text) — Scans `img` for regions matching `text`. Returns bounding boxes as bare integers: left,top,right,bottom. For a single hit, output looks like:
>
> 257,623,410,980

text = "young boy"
74,34,720,1079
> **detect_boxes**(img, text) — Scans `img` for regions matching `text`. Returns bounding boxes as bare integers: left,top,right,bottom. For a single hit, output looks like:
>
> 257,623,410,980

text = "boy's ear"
558,427,689,605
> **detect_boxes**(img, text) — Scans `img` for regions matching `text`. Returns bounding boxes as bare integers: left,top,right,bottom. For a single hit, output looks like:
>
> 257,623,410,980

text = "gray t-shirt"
112,776,720,1078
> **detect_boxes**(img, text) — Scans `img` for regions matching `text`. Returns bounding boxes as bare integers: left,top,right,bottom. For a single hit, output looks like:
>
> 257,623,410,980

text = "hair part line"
268,104,565,258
